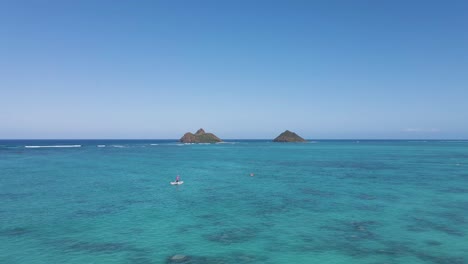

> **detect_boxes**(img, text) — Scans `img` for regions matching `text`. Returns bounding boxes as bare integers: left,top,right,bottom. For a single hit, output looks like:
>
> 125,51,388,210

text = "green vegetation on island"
180,128,222,143
273,130,306,142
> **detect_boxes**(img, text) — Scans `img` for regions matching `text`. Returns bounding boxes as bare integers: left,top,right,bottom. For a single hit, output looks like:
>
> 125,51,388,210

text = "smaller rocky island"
273,130,306,142
180,128,222,143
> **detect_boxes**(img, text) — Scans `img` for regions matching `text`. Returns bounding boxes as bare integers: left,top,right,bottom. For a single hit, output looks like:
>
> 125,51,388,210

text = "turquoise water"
1,140,467,264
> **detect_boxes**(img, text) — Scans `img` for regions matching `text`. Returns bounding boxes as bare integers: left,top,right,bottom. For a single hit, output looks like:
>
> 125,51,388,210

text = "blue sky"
1,0,467,139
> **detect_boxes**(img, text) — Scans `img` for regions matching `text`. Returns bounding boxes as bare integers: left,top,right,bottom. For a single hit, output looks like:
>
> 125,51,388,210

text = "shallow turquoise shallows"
1,140,467,264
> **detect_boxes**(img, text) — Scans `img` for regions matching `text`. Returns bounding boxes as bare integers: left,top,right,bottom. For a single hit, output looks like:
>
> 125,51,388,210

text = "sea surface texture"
1,140,467,264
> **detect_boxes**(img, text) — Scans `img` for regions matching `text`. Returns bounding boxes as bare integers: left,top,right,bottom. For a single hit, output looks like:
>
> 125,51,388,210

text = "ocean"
1,140,467,263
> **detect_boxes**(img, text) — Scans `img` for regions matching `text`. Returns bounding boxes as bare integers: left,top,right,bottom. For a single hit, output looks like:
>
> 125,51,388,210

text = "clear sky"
1,0,467,139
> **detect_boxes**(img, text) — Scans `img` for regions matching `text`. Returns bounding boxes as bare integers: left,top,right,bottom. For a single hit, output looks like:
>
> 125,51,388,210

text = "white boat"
170,181,184,185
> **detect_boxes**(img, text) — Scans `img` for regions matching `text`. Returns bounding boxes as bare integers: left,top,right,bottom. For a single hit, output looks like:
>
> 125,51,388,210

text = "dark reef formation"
273,130,306,142
180,128,222,143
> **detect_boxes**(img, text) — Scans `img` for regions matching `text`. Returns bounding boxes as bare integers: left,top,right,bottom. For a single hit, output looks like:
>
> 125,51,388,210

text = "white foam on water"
97,145,106,147
150,144,159,146
25,145,81,148
112,145,125,148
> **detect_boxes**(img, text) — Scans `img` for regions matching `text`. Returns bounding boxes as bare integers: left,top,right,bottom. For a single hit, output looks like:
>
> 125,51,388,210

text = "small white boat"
170,181,184,185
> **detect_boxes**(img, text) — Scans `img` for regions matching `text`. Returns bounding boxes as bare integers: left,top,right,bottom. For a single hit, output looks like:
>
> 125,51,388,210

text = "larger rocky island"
273,130,306,142
180,128,222,143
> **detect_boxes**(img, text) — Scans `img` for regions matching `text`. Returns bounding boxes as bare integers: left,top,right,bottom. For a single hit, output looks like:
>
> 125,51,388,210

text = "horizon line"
1,138,467,141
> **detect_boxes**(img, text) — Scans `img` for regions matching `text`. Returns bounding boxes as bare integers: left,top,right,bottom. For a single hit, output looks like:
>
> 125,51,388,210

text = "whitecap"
97,145,106,147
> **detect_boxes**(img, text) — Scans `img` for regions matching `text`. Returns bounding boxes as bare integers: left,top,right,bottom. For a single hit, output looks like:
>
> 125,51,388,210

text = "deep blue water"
1,140,467,263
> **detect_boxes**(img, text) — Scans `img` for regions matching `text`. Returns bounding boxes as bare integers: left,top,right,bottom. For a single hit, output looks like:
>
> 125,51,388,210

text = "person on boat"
175,175,180,183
